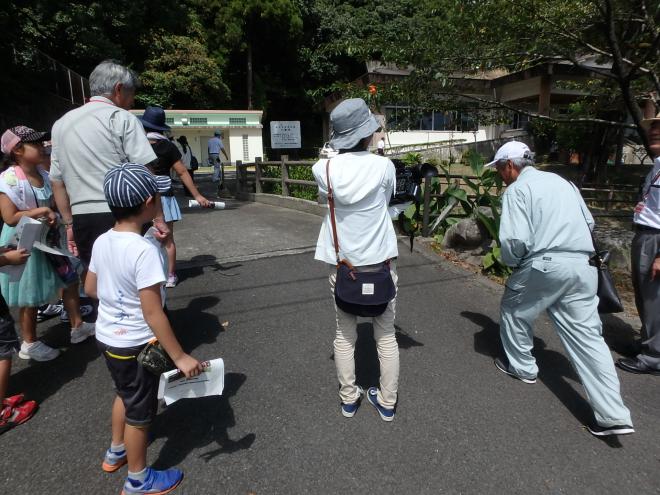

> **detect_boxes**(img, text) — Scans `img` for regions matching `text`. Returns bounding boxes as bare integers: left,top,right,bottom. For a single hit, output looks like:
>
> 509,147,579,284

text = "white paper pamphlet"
0,217,72,281
157,358,225,405
15,217,75,257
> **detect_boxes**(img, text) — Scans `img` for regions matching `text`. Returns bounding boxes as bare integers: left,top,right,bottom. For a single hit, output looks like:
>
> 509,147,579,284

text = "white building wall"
382,130,487,148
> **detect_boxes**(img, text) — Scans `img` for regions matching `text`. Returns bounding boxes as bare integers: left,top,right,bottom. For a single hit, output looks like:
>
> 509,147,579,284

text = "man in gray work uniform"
489,141,633,437
617,114,660,375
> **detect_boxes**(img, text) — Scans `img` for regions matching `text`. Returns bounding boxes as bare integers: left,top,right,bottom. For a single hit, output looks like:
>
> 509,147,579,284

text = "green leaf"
475,210,498,240
482,252,496,269
403,203,417,220
446,188,468,203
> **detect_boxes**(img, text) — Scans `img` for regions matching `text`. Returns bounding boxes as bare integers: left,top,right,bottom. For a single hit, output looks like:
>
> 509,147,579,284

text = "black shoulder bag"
326,160,396,317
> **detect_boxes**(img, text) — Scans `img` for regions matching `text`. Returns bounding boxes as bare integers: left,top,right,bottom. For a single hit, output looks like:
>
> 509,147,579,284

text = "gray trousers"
210,153,223,183
500,253,632,427
631,228,660,369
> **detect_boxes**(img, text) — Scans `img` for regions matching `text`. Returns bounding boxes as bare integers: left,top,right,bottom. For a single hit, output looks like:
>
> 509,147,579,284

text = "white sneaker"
70,321,96,344
18,341,60,361
165,274,178,288
60,304,94,323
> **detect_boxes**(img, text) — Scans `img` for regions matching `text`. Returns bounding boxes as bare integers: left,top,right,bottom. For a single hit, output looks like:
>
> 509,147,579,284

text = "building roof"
130,109,263,129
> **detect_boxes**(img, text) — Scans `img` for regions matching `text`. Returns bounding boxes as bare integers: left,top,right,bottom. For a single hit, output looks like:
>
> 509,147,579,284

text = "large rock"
442,214,491,250
593,225,634,272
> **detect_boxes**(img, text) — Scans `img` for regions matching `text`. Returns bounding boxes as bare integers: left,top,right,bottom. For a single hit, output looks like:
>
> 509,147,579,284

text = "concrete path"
2,179,659,494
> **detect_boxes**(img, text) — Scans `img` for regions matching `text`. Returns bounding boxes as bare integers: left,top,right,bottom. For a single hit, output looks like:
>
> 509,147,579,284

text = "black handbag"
326,159,396,317
589,248,624,313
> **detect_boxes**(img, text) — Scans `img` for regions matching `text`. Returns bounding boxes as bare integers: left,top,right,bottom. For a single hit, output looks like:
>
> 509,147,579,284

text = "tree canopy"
4,0,660,161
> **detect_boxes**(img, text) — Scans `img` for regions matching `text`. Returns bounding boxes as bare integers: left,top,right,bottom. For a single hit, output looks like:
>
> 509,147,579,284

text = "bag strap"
642,168,660,200
325,159,341,264
567,179,601,255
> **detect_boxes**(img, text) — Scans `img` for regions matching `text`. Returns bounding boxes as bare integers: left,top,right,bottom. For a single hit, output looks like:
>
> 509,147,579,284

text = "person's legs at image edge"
630,232,660,369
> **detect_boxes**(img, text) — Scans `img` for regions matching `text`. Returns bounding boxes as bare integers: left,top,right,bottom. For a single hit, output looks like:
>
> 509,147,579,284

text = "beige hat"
640,112,660,130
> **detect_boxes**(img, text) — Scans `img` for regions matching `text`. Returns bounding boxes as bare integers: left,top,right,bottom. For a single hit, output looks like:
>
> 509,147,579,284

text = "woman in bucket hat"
138,106,212,288
312,98,401,421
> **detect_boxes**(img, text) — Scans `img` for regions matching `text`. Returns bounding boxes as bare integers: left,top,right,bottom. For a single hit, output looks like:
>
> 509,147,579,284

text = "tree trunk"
247,42,253,110
602,0,651,154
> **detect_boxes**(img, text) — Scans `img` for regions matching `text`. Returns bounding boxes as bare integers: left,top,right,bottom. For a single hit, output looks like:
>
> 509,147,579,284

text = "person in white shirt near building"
313,98,399,422
616,115,660,375
377,136,385,155
489,141,633,437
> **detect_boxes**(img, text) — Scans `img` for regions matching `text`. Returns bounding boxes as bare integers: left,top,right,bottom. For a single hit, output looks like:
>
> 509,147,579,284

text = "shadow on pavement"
151,372,255,468
167,296,224,353
8,329,100,403
601,313,641,357
176,256,242,285
463,311,622,448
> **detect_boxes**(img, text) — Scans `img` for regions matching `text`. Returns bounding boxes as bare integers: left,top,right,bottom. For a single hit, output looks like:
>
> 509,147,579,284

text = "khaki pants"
329,262,399,408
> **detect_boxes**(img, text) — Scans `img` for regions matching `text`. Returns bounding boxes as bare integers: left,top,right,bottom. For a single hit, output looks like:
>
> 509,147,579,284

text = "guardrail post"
422,177,432,237
255,156,263,193
281,155,290,197
606,186,613,211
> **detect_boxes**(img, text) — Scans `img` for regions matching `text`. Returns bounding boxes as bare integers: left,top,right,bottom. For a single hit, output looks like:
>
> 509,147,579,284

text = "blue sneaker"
102,448,127,473
341,386,364,418
366,387,395,422
121,467,183,495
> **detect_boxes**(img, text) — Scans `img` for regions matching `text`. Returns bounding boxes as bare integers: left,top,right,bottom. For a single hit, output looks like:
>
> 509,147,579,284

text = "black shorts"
98,341,159,427
72,212,116,268
0,295,17,359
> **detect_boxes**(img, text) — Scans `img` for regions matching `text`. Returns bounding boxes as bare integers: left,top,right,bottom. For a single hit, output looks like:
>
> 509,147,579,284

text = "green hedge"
260,165,318,201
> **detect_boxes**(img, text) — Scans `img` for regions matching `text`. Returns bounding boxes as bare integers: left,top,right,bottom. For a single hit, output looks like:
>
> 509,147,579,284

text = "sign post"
270,121,301,149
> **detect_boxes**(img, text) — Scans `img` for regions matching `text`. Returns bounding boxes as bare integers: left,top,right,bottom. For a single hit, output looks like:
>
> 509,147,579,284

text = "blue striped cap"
104,163,171,207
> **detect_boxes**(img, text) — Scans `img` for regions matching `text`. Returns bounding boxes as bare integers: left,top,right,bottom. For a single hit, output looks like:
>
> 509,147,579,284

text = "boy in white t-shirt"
85,163,201,495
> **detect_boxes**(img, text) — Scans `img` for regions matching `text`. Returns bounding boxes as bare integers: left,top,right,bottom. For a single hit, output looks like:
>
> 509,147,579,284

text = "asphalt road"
2,181,659,494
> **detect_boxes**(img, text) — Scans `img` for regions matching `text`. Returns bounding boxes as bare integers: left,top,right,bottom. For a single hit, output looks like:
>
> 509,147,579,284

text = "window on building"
511,112,530,129
242,135,249,161
385,106,478,132
190,117,207,125
230,117,247,125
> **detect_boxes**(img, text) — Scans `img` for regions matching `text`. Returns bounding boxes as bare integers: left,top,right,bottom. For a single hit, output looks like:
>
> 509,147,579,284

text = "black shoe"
587,423,635,436
616,357,660,376
494,357,536,384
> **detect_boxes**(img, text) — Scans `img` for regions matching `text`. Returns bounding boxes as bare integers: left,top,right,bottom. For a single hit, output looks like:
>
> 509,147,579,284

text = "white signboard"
270,121,301,149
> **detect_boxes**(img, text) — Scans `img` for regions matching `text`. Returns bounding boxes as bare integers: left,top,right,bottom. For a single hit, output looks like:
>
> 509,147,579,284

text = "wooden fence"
233,158,638,236
235,156,318,198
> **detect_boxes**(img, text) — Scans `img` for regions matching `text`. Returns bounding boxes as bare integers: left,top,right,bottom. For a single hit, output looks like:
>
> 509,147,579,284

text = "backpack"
190,154,199,171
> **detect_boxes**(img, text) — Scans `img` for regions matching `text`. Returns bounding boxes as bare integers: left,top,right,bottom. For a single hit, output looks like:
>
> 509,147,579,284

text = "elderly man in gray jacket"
490,141,633,437
50,59,165,268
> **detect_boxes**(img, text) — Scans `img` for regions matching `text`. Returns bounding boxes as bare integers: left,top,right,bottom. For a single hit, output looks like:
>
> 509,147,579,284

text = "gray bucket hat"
329,98,380,150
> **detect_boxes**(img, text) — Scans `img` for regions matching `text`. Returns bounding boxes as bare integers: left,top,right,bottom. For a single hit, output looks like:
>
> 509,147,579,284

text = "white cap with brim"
640,112,660,130
485,141,535,168
329,98,381,150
